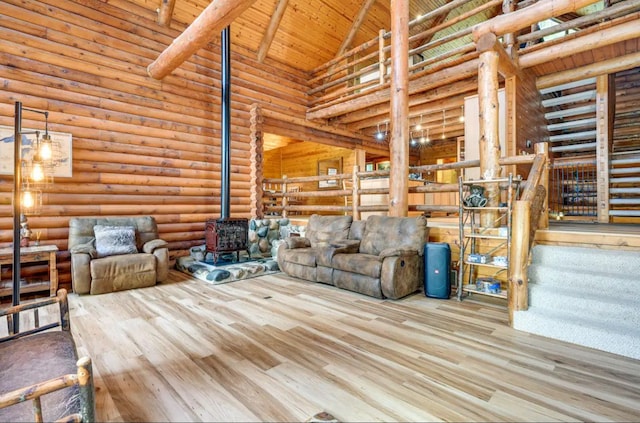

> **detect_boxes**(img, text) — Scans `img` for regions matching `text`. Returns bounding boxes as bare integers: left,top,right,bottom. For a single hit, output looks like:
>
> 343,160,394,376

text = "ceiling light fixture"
441,109,446,140
459,104,465,123
374,121,388,141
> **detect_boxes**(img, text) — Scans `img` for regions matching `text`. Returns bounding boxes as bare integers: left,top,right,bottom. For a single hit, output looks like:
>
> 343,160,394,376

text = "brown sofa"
277,214,427,299
68,216,169,295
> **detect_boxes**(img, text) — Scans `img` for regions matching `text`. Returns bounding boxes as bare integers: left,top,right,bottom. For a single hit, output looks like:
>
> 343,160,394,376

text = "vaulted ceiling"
130,0,499,73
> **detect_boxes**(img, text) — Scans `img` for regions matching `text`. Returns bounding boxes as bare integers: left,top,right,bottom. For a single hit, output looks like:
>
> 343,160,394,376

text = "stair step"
513,308,640,360
527,284,640,325
528,264,639,293
531,245,640,274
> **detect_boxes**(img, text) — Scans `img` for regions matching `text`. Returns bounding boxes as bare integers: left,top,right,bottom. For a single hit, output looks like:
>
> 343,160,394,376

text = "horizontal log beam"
519,19,640,69
537,51,640,90
472,0,598,41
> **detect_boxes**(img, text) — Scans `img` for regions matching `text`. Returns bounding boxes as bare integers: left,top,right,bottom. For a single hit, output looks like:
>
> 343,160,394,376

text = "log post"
596,74,614,223
147,0,258,79
535,142,549,229
281,175,289,218
501,0,516,57
509,200,530,325
378,29,386,85
77,357,96,423
352,165,360,220
389,0,410,217
478,48,502,227
249,104,264,219
157,0,177,27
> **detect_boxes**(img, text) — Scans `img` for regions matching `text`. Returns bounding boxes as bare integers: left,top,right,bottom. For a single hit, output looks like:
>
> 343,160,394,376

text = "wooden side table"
0,245,59,297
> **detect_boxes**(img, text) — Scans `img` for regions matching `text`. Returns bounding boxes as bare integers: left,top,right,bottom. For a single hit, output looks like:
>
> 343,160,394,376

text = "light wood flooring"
66,270,640,422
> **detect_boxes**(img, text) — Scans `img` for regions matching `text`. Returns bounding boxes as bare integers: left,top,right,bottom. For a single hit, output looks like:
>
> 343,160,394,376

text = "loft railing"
307,0,640,113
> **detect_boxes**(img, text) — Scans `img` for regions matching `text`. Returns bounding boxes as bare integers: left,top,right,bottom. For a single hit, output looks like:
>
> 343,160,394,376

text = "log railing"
306,0,496,109
508,152,548,324
307,0,635,114
261,154,538,219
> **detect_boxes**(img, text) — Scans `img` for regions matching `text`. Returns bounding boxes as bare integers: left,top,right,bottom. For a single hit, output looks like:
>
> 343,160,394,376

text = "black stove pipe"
220,25,231,220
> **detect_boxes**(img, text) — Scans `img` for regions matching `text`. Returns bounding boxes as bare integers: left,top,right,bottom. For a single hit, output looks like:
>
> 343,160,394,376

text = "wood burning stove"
204,28,248,265
205,218,248,264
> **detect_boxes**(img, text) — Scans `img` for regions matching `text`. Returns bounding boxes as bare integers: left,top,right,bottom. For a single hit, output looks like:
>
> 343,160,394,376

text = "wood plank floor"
66,270,640,422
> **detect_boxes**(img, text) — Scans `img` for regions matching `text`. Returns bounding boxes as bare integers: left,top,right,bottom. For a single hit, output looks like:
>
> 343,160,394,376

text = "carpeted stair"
513,244,640,360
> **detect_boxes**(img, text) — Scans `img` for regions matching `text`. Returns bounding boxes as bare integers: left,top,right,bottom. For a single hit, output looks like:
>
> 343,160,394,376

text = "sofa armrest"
142,238,168,254
316,240,361,267
69,240,96,259
329,239,360,254
70,253,92,295
284,236,311,249
379,247,419,260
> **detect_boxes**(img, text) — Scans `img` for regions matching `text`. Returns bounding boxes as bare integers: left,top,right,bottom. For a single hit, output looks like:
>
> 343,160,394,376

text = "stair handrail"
509,151,548,324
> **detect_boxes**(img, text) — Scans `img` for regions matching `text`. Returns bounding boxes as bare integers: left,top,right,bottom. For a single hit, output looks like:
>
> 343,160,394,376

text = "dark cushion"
331,252,382,278
305,215,352,248
359,215,427,256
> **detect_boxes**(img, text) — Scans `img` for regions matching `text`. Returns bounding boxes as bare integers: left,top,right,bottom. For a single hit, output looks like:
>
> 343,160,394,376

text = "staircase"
513,244,640,360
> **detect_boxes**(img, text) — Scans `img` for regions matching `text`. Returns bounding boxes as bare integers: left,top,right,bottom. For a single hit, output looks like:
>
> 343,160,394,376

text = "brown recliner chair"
68,216,169,295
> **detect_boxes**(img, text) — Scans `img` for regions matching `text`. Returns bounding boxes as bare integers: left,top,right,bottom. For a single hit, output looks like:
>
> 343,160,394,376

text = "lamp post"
11,102,56,333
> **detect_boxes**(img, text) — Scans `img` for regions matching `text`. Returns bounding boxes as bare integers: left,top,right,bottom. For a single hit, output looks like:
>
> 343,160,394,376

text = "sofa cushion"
359,215,426,256
94,225,137,258
305,215,352,247
348,220,366,240
331,252,382,278
90,254,156,294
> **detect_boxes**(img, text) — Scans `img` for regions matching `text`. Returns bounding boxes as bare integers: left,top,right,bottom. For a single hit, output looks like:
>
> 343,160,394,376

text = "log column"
478,48,502,227
389,0,409,217
596,74,614,223
249,104,264,219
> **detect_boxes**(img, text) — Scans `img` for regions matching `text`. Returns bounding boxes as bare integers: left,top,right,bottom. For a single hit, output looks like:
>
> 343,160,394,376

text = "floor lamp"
11,101,56,333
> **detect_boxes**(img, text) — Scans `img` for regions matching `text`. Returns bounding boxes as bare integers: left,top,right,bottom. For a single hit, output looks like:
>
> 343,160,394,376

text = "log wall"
0,0,311,292
265,142,356,211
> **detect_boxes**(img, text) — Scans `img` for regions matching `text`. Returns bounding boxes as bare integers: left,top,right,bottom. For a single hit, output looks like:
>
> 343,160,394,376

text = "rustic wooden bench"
0,289,95,422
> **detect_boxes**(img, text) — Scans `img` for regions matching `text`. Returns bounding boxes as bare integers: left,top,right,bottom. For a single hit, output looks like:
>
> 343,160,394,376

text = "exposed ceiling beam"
157,0,176,27
335,0,377,58
257,0,289,63
147,0,258,79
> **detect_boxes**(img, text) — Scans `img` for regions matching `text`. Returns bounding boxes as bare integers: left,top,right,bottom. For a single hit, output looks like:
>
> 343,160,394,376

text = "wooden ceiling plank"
157,0,176,27
257,0,289,63
147,0,258,79
409,2,451,50
335,0,377,58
